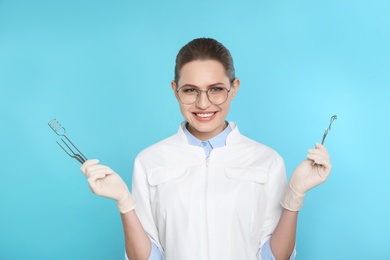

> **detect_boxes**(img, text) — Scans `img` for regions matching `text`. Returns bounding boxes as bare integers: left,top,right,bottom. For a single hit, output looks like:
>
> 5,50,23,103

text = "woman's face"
171,60,240,141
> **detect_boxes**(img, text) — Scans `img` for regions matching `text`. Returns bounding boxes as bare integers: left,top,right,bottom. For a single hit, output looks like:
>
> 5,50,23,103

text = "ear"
230,78,240,99
171,80,177,91
171,80,179,100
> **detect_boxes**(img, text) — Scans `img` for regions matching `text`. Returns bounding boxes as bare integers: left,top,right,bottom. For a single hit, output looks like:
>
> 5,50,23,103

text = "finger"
86,165,114,178
315,162,332,178
301,159,314,166
309,156,332,170
312,143,332,172
86,164,112,172
307,152,330,163
315,143,330,155
80,159,100,175
308,148,330,159
87,171,107,182
307,150,330,160
87,169,114,183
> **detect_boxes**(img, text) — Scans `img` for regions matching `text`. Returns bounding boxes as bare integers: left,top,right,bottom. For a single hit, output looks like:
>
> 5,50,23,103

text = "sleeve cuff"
149,240,163,260
124,239,163,260
259,239,296,260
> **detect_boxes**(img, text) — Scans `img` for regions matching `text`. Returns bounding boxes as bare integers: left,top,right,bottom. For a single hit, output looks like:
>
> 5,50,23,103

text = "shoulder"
137,133,181,158
242,135,280,156
228,122,282,161
240,135,284,169
232,134,286,182
135,125,196,168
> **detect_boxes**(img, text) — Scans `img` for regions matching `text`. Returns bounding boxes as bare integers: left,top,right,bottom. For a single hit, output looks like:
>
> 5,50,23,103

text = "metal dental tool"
311,115,337,166
48,119,88,164
321,115,337,145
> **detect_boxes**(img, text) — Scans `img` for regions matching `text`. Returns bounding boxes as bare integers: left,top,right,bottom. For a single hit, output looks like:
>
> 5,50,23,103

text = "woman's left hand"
281,143,332,211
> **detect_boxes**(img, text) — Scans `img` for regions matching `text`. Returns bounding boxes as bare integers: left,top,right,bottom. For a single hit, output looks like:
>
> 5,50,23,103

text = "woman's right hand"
80,159,136,214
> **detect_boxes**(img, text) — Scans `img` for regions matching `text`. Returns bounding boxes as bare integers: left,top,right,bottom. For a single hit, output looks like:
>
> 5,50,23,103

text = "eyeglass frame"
175,80,235,105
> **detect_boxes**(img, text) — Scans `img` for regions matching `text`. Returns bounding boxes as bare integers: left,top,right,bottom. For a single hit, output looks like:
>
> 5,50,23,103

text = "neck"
186,121,227,141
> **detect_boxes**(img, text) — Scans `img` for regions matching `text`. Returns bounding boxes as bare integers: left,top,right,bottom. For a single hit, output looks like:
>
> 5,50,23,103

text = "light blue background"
1,0,389,259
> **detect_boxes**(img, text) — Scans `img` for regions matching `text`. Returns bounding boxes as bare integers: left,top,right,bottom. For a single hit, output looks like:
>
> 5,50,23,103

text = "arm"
271,143,332,259
80,160,151,260
121,211,152,260
269,209,297,259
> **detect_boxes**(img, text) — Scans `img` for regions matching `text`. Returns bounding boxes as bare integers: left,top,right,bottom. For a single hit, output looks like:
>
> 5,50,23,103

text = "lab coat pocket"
224,166,269,201
147,166,191,218
147,166,189,186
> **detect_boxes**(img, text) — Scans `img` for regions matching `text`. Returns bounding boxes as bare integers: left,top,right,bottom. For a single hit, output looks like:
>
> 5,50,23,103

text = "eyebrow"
179,82,226,88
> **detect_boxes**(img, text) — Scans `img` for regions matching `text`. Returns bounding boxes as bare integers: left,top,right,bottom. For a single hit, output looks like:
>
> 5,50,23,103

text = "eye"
209,87,225,93
180,87,198,94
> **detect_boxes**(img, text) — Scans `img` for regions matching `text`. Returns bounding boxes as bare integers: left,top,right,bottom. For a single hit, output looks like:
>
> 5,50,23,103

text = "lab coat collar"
173,121,242,146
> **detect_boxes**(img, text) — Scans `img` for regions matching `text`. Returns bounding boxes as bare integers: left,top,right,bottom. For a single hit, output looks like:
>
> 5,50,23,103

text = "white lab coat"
132,122,287,260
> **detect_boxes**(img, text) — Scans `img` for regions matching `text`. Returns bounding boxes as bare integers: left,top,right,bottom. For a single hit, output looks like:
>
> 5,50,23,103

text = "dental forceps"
321,115,337,145
48,119,88,164
311,115,337,166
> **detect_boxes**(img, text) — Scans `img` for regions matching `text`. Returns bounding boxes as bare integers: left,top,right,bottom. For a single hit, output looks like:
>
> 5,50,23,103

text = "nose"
195,90,211,109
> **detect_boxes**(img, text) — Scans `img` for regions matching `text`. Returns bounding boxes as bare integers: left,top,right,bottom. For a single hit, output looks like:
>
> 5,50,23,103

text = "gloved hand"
80,159,136,214
280,143,332,211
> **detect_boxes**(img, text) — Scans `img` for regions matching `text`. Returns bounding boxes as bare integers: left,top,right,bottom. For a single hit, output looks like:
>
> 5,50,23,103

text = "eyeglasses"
176,86,232,105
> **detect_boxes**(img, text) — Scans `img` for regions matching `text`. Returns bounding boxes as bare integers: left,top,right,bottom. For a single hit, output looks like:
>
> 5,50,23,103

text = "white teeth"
196,113,214,118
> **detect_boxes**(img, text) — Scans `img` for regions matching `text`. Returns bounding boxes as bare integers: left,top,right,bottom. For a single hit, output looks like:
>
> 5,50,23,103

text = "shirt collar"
182,121,232,148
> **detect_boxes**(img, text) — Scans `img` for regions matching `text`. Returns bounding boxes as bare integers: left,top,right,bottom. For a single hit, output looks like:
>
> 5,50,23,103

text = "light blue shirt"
146,122,295,260
182,121,232,157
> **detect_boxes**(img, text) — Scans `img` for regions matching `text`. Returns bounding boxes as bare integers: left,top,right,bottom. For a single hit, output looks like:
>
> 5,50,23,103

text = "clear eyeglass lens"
178,87,229,105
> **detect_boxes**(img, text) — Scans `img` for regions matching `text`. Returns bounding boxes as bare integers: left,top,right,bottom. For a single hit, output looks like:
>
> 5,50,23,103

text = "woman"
81,38,332,260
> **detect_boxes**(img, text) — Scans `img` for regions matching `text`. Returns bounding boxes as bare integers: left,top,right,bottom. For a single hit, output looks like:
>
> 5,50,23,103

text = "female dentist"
80,38,332,260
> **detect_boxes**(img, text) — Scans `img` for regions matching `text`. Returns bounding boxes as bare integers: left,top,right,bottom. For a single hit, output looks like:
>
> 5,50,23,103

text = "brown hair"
174,38,235,85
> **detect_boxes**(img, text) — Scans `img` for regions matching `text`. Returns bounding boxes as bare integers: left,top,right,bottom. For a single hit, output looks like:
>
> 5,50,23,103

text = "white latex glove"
80,159,136,214
281,143,332,211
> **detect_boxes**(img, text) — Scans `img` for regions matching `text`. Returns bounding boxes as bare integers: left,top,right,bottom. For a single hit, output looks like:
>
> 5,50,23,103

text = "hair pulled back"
174,38,235,84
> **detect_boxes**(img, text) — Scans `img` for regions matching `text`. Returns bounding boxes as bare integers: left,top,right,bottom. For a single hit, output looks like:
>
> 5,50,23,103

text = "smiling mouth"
194,112,216,118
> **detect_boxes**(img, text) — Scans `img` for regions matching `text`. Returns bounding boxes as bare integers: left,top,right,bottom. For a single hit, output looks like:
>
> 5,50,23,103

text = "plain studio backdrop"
0,0,389,259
